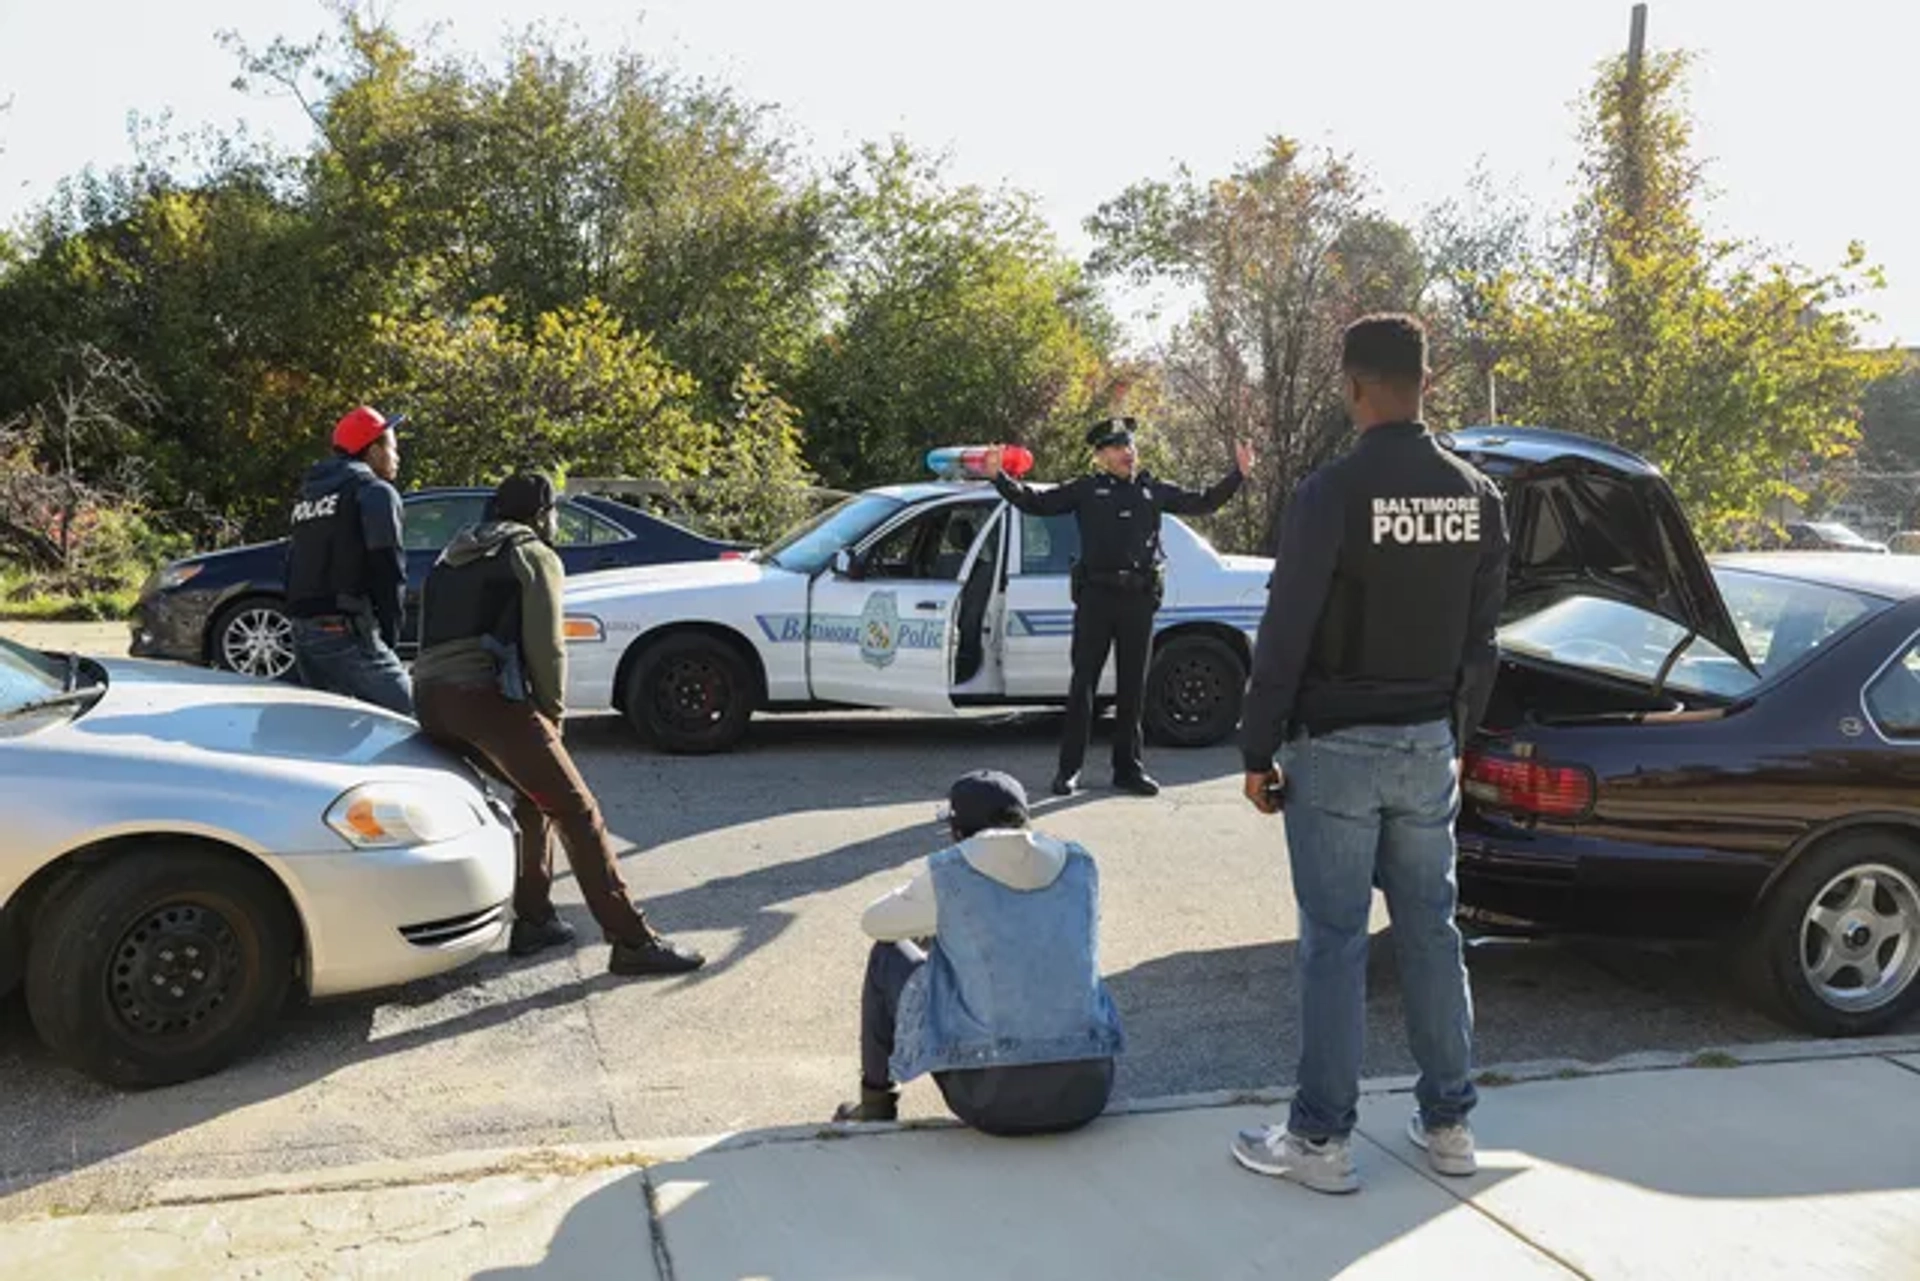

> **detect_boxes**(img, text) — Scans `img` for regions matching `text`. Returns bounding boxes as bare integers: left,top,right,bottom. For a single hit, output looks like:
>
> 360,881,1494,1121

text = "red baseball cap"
331,405,405,455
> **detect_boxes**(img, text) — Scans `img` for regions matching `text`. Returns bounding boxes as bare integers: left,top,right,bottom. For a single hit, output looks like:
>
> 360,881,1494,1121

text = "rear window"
1499,567,1889,699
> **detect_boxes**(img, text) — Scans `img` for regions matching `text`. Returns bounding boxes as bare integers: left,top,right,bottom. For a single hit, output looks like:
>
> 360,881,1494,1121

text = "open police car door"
807,494,999,714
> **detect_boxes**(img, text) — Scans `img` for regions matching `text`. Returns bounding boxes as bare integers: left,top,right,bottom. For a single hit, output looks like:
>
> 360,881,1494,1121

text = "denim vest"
889,840,1125,1082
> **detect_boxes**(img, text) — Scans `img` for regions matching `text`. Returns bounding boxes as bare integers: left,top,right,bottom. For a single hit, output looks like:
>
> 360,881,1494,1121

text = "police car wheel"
1144,634,1246,748
211,597,296,681
627,634,755,754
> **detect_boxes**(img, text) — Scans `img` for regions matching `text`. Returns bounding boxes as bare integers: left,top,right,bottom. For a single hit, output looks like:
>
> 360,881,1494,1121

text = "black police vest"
1074,472,1164,575
1307,433,1492,688
286,472,373,618
419,531,537,653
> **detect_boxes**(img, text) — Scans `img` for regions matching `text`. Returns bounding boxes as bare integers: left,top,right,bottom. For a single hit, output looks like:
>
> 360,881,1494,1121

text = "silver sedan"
0,637,516,1087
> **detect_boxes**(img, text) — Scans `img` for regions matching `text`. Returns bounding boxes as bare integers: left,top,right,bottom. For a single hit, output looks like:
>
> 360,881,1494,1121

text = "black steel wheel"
1144,633,1247,747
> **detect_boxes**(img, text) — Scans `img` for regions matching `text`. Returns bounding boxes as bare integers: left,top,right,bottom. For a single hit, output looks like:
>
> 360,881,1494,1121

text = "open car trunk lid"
1441,425,1754,673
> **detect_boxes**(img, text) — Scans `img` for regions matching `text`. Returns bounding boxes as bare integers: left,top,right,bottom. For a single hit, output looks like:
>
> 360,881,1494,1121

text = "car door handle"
915,601,942,612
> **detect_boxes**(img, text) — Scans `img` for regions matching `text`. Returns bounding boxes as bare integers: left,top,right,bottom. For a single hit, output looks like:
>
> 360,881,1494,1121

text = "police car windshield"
761,494,907,574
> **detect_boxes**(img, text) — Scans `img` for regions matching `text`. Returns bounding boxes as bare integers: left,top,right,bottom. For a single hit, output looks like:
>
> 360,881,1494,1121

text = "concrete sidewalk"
7,1044,1918,1280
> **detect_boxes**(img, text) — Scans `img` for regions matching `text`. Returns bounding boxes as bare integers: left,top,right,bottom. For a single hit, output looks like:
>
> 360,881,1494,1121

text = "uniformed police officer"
1230,314,1509,1196
284,405,412,715
987,421,1253,798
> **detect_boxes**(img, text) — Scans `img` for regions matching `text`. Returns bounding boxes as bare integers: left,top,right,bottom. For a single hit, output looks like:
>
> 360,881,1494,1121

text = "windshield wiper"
1,683,107,722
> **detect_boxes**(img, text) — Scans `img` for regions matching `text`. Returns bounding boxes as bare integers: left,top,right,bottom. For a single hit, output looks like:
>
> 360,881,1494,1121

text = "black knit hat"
487,473,557,525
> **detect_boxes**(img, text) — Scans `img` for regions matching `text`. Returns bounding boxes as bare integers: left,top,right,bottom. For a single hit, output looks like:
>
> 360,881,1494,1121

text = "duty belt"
1078,567,1158,591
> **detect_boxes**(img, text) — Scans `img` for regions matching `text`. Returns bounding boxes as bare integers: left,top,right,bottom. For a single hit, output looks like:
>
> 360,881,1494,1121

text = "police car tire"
626,633,755,754
1144,633,1246,748
24,847,295,1089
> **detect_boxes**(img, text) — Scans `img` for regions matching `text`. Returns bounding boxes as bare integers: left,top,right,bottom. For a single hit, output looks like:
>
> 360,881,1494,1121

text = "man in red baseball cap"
282,405,412,713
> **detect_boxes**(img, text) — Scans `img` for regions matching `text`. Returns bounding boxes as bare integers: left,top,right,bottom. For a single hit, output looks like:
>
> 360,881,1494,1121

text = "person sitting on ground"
833,770,1124,1135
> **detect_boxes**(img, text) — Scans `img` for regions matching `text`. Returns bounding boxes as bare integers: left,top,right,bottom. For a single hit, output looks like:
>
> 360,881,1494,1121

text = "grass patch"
0,568,139,622
1474,1070,1517,1088
1553,1067,1589,1081
1689,1050,1741,1069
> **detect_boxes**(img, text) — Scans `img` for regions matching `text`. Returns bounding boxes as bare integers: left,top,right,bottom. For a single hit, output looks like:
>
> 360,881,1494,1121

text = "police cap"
1086,417,1137,450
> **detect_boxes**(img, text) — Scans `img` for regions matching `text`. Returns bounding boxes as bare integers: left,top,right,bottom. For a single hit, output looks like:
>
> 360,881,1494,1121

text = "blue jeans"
292,617,414,716
1281,720,1476,1140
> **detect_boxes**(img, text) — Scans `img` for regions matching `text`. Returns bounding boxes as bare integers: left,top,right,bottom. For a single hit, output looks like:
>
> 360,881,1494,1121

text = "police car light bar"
927,445,1033,480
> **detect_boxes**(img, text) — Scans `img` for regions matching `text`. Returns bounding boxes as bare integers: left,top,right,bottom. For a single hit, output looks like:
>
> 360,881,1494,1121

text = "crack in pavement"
1356,1127,1595,1280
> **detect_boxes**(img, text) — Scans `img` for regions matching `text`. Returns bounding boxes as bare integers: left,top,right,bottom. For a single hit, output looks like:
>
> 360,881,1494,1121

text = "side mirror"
831,549,857,578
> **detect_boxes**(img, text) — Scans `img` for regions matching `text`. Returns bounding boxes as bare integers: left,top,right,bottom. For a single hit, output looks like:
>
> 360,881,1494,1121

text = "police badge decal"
860,591,901,668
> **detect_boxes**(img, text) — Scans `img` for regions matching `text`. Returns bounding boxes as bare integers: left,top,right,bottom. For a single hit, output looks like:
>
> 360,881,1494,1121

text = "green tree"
796,141,1113,489
1478,51,1896,547
1860,353,1920,470
1089,138,1423,552
230,17,832,410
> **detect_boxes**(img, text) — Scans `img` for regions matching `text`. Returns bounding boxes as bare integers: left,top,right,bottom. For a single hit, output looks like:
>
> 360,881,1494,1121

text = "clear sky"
2,0,1911,347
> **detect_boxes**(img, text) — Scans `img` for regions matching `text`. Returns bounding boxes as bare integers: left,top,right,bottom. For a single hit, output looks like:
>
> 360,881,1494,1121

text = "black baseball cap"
937,769,1030,832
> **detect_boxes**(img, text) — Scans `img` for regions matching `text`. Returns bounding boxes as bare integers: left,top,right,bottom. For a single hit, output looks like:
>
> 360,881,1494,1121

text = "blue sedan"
130,488,749,680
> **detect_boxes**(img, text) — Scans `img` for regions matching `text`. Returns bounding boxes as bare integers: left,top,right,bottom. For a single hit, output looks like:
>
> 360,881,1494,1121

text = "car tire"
24,848,296,1088
1748,830,1920,1036
1144,633,1247,747
210,596,297,681
625,634,756,754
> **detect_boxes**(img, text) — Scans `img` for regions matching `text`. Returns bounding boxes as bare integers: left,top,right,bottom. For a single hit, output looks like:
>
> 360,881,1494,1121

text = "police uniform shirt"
1239,422,1510,772
992,466,1244,574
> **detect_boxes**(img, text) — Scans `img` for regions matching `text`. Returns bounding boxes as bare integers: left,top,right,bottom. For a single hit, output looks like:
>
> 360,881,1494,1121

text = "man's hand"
1235,440,1256,477
984,445,1005,478
1244,768,1284,815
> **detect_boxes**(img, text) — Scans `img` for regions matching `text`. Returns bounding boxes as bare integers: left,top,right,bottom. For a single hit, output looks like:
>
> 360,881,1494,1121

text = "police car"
561,447,1274,752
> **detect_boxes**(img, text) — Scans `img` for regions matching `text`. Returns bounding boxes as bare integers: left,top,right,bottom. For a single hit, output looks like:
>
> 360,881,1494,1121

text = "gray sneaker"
1406,1112,1477,1176
1230,1124,1360,1194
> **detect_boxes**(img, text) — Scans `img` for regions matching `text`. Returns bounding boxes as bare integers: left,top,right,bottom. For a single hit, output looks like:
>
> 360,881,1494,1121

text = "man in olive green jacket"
413,473,703,978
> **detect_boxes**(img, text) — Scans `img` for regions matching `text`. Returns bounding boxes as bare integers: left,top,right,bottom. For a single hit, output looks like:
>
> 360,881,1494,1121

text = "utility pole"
1623,3,1648,233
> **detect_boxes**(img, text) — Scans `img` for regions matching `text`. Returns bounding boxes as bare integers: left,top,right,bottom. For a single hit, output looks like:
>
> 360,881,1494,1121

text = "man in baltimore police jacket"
1232,314,1509,1196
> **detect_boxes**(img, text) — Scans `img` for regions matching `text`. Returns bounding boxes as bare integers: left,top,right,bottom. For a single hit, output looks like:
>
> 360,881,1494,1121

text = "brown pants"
416,682,650,945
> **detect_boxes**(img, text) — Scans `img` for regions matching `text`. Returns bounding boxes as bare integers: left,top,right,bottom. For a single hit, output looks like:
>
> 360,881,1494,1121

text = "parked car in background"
0,636,515,1086
130,489,751,681
1441,426,1920,1036
1785,520,1888,553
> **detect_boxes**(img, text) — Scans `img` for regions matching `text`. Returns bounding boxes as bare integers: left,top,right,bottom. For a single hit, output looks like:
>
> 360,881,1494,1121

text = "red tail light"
719,550,745,560
1463,751,1594,818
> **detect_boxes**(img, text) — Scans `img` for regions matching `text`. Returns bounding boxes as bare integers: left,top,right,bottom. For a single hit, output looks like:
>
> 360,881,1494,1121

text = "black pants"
1061,583,1158,779
860,942,1113,1137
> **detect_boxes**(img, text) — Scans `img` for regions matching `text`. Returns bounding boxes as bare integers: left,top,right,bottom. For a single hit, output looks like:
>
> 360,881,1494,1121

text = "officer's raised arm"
1454,482,1511,746
1152,441,1254,516
988,446,1083,515
1239,471,1343,776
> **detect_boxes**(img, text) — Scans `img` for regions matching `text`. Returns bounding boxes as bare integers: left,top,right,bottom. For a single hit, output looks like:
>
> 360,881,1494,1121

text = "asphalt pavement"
7,689,1912,1220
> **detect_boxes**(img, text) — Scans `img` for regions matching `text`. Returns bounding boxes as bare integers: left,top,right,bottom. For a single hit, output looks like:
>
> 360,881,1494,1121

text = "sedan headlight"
324,783,485,849
146,562,204,595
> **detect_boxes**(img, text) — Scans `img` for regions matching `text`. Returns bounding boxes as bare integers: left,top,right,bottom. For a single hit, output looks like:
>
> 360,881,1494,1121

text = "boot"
509,913,577,957
833,1082,899,1123
609,928,706,976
